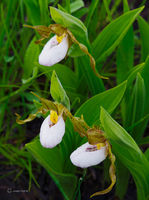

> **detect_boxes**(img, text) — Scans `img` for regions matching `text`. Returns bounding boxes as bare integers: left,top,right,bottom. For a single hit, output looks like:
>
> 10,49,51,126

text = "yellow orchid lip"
96,143,106,150
50,110,58,124
56,33,66,43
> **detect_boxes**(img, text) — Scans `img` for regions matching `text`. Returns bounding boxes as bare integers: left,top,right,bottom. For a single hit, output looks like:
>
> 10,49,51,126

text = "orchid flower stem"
73,169,87,200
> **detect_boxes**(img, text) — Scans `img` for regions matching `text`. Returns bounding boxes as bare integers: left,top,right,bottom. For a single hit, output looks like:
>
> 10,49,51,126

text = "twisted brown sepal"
15,106,46,124
23,24,51,44
31,92,58,113
90,141,116,198
16,92,58,125
23,24,66,44
62,107,89,137
66,29,108,80
87,128,106,145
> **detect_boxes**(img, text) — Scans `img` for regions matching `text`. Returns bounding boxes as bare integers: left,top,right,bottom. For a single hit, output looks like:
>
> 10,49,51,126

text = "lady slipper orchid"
39,34,69,66
70,142,107,168
40,110,65,148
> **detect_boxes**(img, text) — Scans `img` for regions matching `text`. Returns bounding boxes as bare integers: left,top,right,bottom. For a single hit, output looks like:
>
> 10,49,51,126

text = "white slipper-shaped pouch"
39,34,69,66
70,142,107,168
40,111,65,148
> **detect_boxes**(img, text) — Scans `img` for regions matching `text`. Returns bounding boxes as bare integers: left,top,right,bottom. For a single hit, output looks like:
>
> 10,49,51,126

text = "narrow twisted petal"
70,142,107,168
40,114,65,148
39,35,69,66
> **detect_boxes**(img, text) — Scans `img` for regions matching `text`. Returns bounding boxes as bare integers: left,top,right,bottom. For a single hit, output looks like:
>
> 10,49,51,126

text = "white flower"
39,34,69,66
70,142,107,168
40,112,65,148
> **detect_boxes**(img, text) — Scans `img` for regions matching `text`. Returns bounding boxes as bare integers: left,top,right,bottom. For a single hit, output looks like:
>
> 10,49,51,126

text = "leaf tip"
137,5,145,14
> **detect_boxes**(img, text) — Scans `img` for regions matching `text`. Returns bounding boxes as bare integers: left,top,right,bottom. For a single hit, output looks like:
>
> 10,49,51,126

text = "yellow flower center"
56,33,66,43
96,143,105,150
50,110,58,124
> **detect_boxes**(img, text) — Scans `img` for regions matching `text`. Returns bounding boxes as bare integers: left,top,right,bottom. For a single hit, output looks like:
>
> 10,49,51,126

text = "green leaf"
126,63,144,86
139,136,149,145
85,0,100,41
4,55,14,63
116,9,134,83
77,56,105,95
130,73,145,140
67,43,85,57
132,56,149,139
120,63,144,125
85,0,99,28
111,0,121,15
26,119,84,200
116,4,135,193
50,6,89,47
122,73,145,139
38,0,50,25
23,0,41,25
93,7,144,63
138,16,149,62
115,159,130,200
123,0,129,12
40,64,80,103
40,64,77,89
116,73,145,199
22,67,38,84
145,148,149,161
70,0,84,13
50,71,70,110
100,107,149,200
73,7,88,19
58,4,67,13
124,57,149,139
141,56,149,107
65,0,70,13
23,37,39,78
75,81,127,125
103,0,112,22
